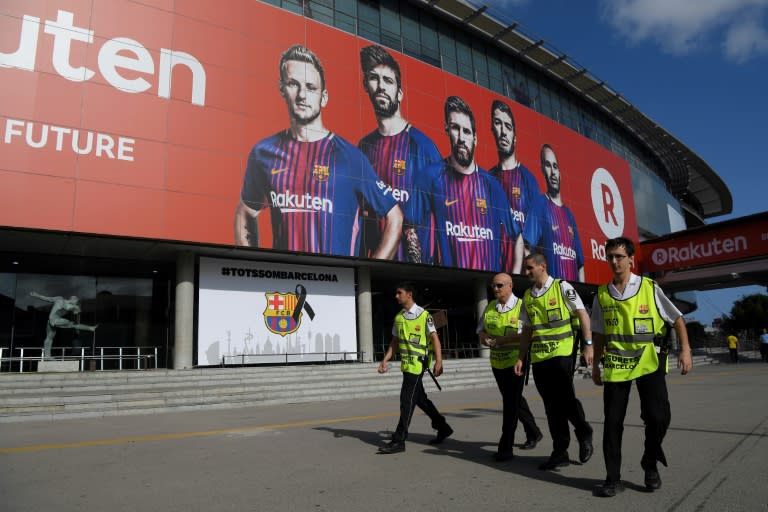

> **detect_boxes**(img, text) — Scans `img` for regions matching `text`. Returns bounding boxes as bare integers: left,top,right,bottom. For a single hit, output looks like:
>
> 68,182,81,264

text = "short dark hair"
360,45,401,88
524,252,547,268
279,44,325,90
395,281,417,298
444,95,476,134
605,237,635,257
491,99,516,131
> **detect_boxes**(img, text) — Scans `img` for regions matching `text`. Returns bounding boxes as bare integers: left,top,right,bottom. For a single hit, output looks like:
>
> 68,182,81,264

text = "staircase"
0,359,496,423
0,350,737,423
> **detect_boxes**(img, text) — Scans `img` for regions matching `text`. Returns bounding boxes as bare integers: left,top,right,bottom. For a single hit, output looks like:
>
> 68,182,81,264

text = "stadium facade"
0,0,731,371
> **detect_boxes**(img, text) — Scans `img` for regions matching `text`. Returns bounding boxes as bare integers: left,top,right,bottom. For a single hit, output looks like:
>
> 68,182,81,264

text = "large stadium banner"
0,1,638,284
197,257,356,365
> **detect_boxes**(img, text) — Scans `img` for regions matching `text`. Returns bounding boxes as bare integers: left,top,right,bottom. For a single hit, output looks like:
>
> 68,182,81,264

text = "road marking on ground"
1,366,752,455
0,402,502,454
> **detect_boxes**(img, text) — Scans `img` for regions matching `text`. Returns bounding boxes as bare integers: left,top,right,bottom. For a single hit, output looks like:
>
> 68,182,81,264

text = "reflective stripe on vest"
483,299,523,369
523,279,574,363
597,277,666,382
394,310,432,375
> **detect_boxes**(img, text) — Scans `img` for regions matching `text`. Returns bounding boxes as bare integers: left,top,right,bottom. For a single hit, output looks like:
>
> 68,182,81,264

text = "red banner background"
0,0,638,284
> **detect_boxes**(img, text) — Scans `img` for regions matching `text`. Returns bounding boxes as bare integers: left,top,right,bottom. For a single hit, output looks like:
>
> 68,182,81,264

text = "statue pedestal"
38,360,80,372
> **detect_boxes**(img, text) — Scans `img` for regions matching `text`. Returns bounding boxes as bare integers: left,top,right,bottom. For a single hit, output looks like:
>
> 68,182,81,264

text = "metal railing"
0,346,160,373
221,351,365,366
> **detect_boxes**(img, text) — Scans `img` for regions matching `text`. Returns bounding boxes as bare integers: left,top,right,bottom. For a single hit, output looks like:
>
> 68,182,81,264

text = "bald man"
478,273,543,461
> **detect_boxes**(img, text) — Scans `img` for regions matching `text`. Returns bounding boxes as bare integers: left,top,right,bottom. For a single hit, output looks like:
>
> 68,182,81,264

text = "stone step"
0,360,497,422
0,353,730,423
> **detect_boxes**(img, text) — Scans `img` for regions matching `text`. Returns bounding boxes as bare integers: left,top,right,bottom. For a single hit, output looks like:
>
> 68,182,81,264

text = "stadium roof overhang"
413,0,733,221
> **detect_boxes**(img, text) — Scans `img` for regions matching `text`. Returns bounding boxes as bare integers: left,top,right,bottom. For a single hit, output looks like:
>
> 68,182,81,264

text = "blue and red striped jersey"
489,161,539,271
359,124,441,261
241,130,398,257
523,194,584,281
410,161,519,271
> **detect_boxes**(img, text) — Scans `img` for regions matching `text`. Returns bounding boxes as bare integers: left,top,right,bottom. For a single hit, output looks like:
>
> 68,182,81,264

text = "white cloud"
724,17,768,61
601,0,768,61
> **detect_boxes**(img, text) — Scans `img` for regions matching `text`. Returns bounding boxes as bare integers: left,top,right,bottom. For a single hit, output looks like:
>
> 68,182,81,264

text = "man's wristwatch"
584,339,593,346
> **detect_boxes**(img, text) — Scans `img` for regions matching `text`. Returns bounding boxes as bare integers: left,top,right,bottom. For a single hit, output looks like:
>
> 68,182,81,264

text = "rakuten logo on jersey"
445,221,493,242
651,236,748,267
1,10,206,105
553,242,577,260
270,190,333,213
376,180,409,203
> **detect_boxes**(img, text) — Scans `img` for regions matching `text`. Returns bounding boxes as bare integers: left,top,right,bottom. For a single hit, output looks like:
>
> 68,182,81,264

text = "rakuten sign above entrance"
641,214,768,272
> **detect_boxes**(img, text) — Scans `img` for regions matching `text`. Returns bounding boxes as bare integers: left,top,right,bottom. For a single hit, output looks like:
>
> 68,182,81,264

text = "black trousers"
729,348,738,363
602,353,671,482
492,366,541,452
532,355,592,454
760,344,768,362
393,371,448,442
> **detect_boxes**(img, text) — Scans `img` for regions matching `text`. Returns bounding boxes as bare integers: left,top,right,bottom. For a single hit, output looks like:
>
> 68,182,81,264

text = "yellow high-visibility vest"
597,277,666,382
394,309,433,375
483,299,523,369
524,279,574,363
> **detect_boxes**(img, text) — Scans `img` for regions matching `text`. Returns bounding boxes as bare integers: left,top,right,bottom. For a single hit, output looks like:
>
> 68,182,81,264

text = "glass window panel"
334,12,355,33
420,13,439,53
380,0,400,36
0,273,16,352
335,0,356,15
455,34,472,65
438,25,457,74
401,3,420,57
281,0,303,15
357,1,380,42
306,2,333,25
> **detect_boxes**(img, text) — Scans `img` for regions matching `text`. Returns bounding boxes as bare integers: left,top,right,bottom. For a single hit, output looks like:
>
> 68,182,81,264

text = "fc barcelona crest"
393,159,406,176
639,304,649,314
511,186,521,199
263,285,316,337
312,164,329,181
475,197,487,215
264,292,300,336
568,225,574,238
548,297,557,306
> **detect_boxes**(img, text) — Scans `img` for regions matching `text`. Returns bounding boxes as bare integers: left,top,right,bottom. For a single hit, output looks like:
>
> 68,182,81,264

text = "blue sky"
491,0,767,326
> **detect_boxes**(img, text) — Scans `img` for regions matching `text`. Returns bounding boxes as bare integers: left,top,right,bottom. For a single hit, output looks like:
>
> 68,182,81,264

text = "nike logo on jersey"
444,199,459,207
271,167,289,175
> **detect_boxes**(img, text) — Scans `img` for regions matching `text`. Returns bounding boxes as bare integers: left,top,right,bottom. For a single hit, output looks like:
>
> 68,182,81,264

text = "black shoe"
578,435,594,463
429,425,454,445
645,468,662,490
593,480,625,497
538,451,569,470
378,440,405,454
493,450,514,462
520,431,543,450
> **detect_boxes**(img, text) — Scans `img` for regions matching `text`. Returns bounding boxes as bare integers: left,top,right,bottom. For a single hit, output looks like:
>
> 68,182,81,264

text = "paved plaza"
1,363,766,512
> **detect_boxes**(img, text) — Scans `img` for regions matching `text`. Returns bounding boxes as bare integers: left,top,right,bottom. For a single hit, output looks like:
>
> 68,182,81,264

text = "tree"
720,293,768,338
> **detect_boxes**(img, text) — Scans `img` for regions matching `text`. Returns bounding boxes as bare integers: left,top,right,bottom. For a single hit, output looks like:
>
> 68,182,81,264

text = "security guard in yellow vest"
591,237,692,498
478,273,543,461
514,253,594,471
377,282,453,454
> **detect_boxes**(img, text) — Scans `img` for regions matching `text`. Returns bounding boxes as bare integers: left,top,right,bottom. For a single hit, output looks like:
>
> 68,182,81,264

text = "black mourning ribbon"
291,284,315,323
